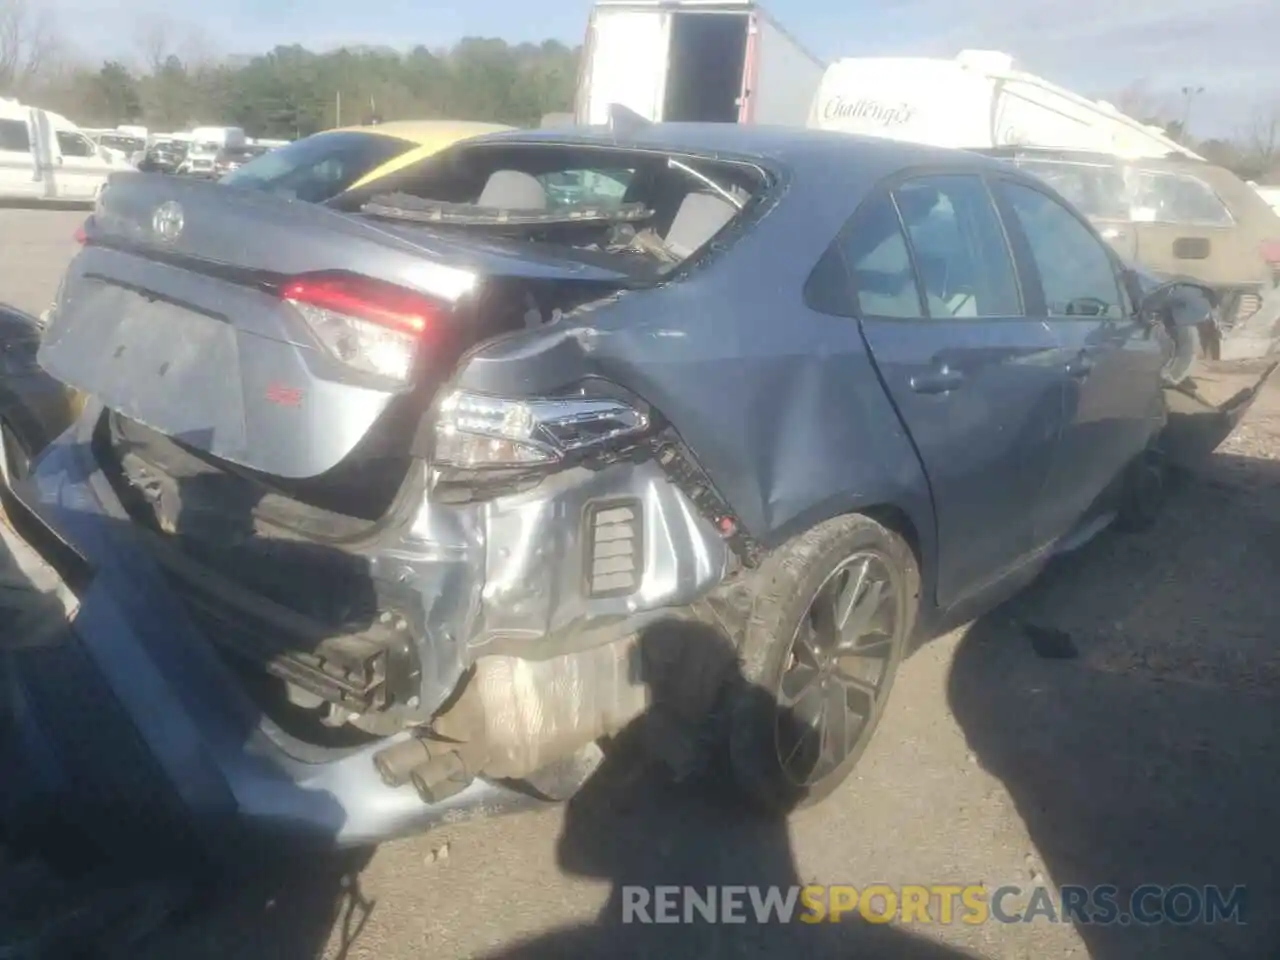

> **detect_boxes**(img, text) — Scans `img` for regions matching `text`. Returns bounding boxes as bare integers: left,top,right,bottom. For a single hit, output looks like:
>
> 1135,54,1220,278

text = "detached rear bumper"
1163,357,1280,464
1,401,733,851
2,484,541,857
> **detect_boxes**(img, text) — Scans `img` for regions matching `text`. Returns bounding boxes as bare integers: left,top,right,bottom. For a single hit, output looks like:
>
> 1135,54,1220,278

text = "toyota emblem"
152,201,185,242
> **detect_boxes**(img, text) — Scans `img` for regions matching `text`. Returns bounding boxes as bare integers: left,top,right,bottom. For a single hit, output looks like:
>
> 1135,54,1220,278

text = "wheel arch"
758,493,938,621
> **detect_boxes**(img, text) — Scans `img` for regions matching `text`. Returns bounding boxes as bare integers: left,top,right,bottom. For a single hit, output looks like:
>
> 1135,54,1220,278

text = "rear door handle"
910,365,965,395
1065,352,1095,379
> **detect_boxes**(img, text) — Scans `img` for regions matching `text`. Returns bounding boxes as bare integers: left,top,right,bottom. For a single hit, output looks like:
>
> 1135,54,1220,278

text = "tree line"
3,2,580,138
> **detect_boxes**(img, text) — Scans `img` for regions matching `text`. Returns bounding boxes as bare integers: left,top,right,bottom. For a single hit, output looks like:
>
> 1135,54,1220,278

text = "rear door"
848,173,1067,608
581,8,673,124
0,113,41,200
992,175,1166,548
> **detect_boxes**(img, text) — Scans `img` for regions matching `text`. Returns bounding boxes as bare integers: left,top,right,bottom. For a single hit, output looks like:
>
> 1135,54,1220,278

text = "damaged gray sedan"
3,123,1264,856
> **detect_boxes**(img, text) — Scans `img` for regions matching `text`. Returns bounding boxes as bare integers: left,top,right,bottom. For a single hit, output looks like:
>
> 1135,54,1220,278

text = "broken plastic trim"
650,430,764,569
361,192,654,227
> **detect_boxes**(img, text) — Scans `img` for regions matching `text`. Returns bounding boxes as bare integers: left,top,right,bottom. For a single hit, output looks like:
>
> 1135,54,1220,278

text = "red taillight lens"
73,220,88,244
281,274,438,335
281,273,445,383
1260,240,1280,266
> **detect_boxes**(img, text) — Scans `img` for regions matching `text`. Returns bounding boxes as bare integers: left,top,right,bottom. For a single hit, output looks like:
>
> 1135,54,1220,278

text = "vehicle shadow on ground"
472,617,977,960
948,450,1280,959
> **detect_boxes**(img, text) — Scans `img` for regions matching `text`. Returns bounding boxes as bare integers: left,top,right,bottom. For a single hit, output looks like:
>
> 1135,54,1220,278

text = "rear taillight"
1261,240,1280,266
281,273,443,383
73,219,88,244
433,387,651,471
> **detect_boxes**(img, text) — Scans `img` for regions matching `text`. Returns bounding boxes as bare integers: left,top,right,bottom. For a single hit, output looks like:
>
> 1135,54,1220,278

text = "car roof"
328,120,514,144
463,122,1000,174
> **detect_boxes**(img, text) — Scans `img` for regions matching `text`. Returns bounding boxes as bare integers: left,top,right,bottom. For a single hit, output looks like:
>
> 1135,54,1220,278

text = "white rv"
0,98,135,204
575,1,825,126
808,50,1202,160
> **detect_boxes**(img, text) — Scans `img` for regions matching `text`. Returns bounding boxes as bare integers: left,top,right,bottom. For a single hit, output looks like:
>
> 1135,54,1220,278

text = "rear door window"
830,193,925,319
997,180,1126,319
892,174,1023,318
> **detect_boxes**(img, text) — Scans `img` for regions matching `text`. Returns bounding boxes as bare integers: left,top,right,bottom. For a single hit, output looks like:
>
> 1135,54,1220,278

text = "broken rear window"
353,142,769,275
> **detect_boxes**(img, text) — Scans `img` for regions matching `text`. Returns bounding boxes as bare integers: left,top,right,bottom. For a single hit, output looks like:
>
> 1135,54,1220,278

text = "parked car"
7,123,1272,861
211,144,268,178
980,147,1280,364
217,119,514,204
0,305,80,489
137,140,189,175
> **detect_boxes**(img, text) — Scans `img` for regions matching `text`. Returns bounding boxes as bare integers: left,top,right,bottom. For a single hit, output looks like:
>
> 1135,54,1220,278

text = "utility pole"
1180,85,1205,137
336,89,342,127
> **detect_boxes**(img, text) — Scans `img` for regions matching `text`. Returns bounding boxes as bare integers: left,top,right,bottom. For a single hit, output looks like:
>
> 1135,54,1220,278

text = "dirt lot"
3,207,1279,959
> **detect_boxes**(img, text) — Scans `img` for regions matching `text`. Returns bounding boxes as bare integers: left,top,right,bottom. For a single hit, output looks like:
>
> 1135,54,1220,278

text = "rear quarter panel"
452,161,938,589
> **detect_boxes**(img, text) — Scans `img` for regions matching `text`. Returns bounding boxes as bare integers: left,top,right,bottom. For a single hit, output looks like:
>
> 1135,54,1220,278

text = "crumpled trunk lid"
38,173,636,480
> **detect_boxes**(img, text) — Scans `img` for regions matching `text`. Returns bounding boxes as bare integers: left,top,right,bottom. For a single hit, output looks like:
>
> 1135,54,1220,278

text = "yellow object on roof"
333,119,514,192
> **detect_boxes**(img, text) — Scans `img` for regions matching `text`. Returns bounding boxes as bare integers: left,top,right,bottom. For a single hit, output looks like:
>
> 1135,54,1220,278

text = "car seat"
477,170,548,209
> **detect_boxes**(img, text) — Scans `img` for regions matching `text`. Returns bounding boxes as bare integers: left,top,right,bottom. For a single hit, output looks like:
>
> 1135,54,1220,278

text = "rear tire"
728,514,919,814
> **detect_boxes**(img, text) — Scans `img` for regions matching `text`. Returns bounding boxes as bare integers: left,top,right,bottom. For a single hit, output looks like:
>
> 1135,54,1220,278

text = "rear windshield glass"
221,131,415,203
1127,169,1234,227
352,142,767,279
1010,158,1129,220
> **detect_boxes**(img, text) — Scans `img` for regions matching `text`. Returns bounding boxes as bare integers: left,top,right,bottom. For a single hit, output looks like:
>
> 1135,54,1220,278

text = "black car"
0,306,80,487
137,141,188,175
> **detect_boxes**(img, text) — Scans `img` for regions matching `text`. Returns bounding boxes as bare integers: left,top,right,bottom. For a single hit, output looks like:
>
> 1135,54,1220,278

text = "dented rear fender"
448,254,940,607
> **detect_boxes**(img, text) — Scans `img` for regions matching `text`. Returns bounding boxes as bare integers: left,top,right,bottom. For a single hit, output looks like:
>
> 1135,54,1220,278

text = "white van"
1,98,135,203
808,50,1201,161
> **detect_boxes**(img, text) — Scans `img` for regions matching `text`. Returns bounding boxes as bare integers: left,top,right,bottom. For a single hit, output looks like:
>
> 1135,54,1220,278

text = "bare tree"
0,0,59,92
1243,104,1280,175
137,15,177,74
136,15,217,74
1108,80,1175,126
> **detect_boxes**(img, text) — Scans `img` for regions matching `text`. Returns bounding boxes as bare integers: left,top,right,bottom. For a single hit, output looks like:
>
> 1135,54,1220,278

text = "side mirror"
1136,275,1217,330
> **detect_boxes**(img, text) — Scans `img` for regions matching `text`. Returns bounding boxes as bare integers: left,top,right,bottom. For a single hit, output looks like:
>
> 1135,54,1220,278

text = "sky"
41,0,1280,138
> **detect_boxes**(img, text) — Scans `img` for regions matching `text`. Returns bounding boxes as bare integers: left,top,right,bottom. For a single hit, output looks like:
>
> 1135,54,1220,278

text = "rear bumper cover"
1,400,730,849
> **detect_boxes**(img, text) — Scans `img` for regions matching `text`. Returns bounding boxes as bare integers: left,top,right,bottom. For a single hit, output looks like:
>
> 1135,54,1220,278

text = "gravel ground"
3,208,1279,959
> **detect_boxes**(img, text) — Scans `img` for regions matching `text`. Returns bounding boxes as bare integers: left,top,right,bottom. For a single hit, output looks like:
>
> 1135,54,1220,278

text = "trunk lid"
39,173,636,480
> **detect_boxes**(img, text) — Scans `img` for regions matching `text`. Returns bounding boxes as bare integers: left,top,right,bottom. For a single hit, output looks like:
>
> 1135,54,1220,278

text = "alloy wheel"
774,551,899,787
